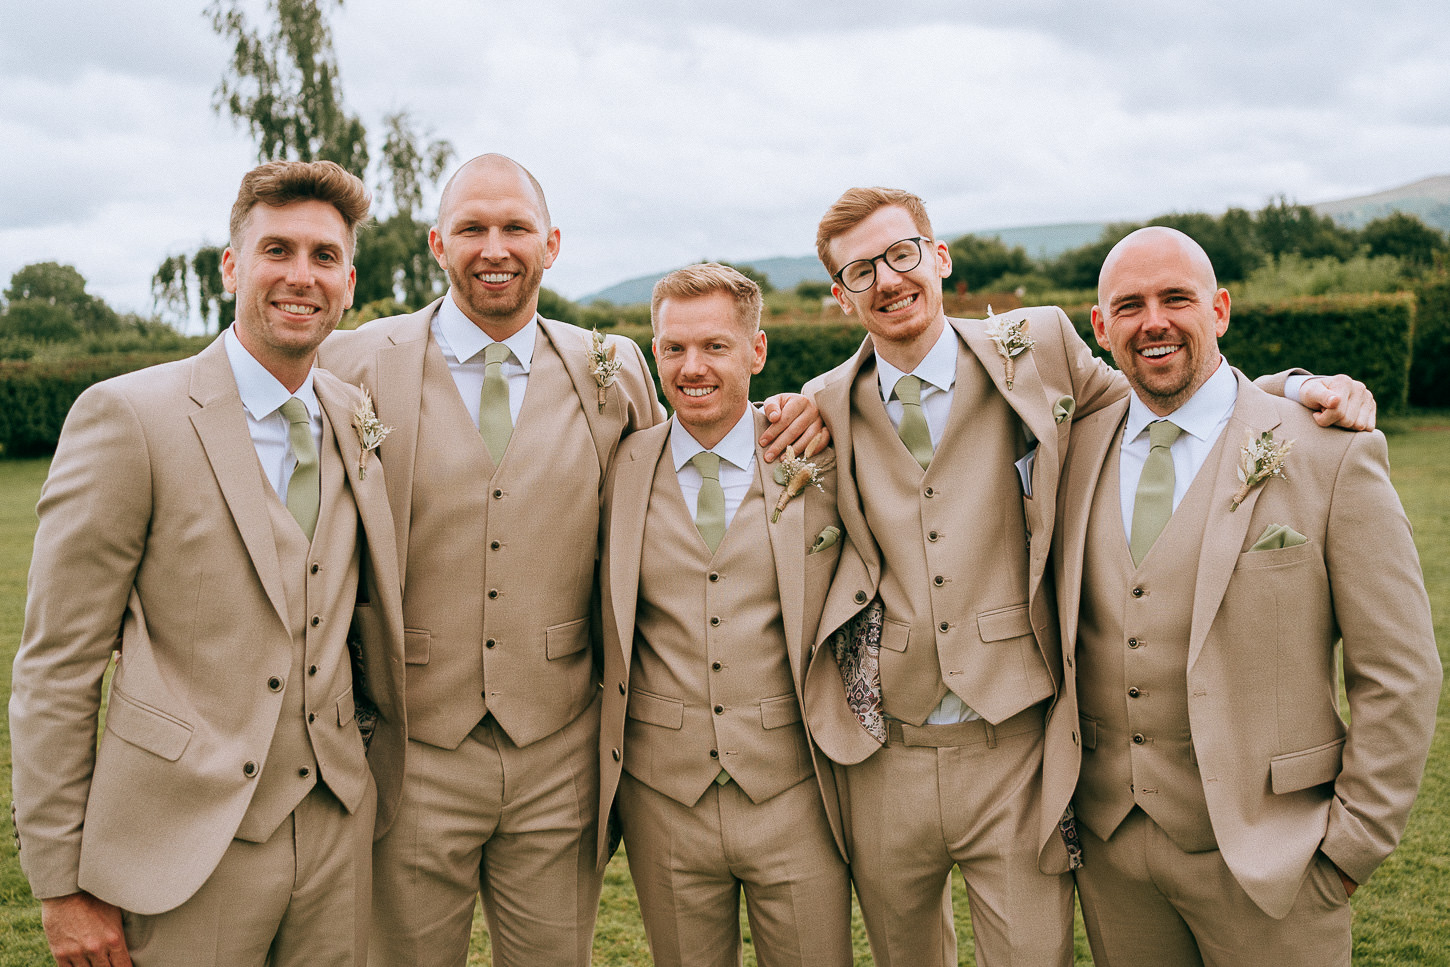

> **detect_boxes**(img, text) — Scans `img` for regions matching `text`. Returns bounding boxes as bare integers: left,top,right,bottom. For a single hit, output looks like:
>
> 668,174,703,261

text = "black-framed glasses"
833,236,931,292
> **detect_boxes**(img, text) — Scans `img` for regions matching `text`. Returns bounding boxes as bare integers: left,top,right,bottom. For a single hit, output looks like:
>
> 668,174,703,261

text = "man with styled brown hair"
799,187,1377,966
598,263,852,967
11,159,406,967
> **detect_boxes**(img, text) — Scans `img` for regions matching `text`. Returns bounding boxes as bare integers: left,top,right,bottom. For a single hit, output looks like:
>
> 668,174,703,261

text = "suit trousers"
369,694,603,967
842,706,1073,967
123,778,376,967
616,772,852,967
1075,808,1351,967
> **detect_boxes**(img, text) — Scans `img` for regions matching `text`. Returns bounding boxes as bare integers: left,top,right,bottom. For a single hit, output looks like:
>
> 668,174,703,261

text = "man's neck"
871,315,946,374
453,292,537,343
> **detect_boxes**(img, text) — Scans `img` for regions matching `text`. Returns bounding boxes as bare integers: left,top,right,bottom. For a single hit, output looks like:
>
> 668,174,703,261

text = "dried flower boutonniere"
585,329,622,411
984,307,1035,389
771,445,826,523
351,386,393,480
1231,430,1293,511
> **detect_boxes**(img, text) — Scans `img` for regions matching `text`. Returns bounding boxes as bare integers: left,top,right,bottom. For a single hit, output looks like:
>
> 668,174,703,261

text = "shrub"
1411,275,1450,407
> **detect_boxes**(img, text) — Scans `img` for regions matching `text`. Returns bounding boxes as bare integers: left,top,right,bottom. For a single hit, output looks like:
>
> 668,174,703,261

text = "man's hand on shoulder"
1301,375,1376,431
759,394,830,461
41,891,133,966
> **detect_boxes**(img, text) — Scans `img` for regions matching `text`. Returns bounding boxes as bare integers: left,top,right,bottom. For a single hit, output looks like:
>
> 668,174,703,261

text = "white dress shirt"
433,290,536,426
669,410,757,530
224,326,321,500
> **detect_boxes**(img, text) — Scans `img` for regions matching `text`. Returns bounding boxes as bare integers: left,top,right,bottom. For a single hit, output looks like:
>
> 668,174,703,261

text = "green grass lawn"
3,417,1447,966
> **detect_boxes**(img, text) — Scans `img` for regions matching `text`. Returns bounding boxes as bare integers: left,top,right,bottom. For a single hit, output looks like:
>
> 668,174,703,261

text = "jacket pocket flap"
760,694,803,730
1270,738,1345,794
1079,716,1098,750
545,617,589,659
334,686,356,726
880,616,910,653
105,686,193,762
978,604,1032,642
404,628,430,665
626,690,684,730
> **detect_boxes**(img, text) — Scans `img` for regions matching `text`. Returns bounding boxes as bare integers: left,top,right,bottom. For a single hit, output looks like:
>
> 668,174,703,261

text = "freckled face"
827,205,950,353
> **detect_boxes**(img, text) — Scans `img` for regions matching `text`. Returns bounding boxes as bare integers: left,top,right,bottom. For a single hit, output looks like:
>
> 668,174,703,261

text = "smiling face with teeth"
223,198,356,390
1091,226,1231,416
429,156,561,340
652,291,767,449
825,205,952,373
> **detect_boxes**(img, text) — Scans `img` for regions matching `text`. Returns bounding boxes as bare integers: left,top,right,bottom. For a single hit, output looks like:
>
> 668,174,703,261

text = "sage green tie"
691,451,726,553
279,397,320,541
1129,420,1183,566
894,374,933,470
479,342,513,462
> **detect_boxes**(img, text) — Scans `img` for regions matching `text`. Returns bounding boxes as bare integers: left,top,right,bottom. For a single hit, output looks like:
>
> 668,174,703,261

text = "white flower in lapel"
1231,430,1293,511
984,307,1035,389
771,445,827,523
350,386,393,480
585,329,622,412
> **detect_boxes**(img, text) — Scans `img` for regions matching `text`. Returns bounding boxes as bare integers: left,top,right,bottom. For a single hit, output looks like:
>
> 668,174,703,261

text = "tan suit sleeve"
9,382,154,899
1318,429,1441,885
611,332,666,432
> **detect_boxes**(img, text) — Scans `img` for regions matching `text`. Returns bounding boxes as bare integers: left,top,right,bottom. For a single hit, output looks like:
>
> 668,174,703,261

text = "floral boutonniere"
984,307,1035,389
771,445,827,523
350,386,393,480
585,329,622,412
1231,430,1293,511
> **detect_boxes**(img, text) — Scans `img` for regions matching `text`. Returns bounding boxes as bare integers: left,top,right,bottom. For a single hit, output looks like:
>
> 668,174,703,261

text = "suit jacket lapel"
1188,370,1282,669
1058,397,1129,651
608,421,671,677
756,410,806,693
188,338,289,629
816,336,880,582
372,306,433,576
539,316,617,474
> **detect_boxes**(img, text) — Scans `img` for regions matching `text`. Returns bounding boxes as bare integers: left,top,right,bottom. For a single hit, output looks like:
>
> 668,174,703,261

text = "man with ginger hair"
797,187,1378,966
11,160,405,967
1051,226,1439,966
319,155,824,966
597,263,852,967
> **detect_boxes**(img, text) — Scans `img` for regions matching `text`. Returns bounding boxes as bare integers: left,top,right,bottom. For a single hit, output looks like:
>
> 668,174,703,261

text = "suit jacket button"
924,487,935,498
714,705,724,715
1128,637,1141,648
243,761,258,778
490,541,501,551
308,664,318,676
712,661,722,671
709,572,720,582
939,621,950,633
928,530,939,542
487,589,499,600
485,638,496,649
1132,733,1145,744
854,591,868,604
1132,587,1144,597
710,616,721,627
493,489,504,499
267,677,283,692
1128,687,1141,698
710,749,719,759
618,682,626,694
308,712,316,724
933,575,945,587
310,563,320,574
311,615,321,627
1072,730,1079,745
612,749,621,761
298,767,311,778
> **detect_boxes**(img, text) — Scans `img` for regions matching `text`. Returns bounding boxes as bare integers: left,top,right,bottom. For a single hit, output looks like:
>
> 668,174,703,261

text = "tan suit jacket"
598,412,849,867
318,300,664,749
1051,369,1441,917
9,336,405,916
801,308,1124,870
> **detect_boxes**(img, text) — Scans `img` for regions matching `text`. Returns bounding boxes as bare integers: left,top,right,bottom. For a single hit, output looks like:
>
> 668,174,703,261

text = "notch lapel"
757,411,806,693
1057,398,1129,648
607,423,670,677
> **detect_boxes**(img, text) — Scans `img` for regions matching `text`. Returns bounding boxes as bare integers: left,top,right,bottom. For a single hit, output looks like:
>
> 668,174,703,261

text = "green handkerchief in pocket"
1250,523,1307,552
811,525,841,554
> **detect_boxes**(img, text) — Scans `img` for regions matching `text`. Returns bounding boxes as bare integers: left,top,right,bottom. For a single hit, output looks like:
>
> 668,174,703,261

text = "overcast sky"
3,0,1449,317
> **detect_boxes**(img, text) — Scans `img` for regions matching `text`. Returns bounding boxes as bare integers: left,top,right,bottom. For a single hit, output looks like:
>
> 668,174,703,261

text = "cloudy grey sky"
3,0,1448,316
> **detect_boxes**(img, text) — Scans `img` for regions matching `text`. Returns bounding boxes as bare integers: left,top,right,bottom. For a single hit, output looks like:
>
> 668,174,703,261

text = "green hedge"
1411,276,1450,407
1066,294,1415,412
0,351,198,457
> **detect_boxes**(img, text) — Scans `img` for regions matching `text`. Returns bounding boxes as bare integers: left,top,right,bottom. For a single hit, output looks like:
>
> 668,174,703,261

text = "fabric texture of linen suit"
1050,369,1440,947
9,336,406,923
318,298,663,965
799,308,1124,965
598,410,851,966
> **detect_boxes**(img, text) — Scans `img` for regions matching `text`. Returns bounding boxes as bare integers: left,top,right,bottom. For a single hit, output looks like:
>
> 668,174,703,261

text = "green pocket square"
1250,523,1308,551
1053,396,1076,424
811,525,841,554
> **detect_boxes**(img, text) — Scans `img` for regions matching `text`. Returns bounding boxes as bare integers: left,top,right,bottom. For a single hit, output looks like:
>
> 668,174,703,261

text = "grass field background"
2,416,1446,966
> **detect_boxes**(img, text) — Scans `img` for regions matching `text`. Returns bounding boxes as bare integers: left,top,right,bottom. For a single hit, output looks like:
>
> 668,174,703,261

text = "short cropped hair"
815,187,935,275
229,160,372,253
650,262,763,335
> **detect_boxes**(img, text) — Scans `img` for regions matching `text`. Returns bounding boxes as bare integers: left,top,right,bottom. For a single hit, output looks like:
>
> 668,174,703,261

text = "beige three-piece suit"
10,336,406,964
1050,369,1441,965
319,298,663,965
597,410,852,966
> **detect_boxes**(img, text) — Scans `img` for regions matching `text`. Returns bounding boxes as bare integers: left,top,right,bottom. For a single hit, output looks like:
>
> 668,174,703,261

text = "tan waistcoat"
236,416,367,842
625,450,811,808
1075,427,1225,852
403,332,601,749
851,338,1048,724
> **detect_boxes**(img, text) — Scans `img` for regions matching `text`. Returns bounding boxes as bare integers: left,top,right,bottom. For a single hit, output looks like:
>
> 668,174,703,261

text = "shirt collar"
670,408,757,473
1124,357,1237,444
876,321,957,402
437,290,536,371
223,325,318,420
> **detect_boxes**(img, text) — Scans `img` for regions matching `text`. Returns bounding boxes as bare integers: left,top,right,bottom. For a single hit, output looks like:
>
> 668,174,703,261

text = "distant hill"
579,175,1450,306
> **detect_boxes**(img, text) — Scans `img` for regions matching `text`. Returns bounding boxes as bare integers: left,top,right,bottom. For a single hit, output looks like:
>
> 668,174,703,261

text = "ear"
830,282,855,315
428,226,447,269
933,238,952,279
543,226,561,270
344,264,357,311
1090,305,1112,352
751,329,767,375
221,247,239,295
1213,287,1230,337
